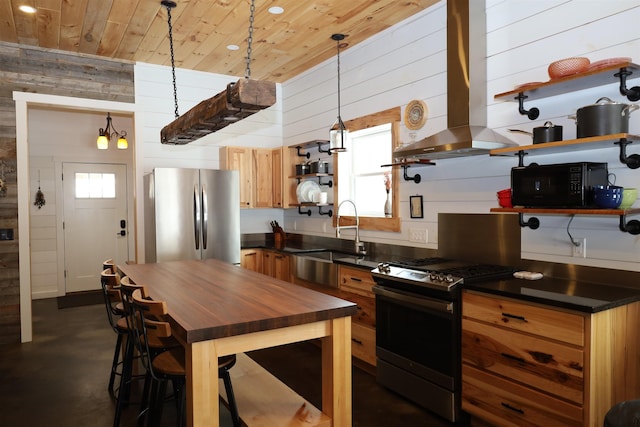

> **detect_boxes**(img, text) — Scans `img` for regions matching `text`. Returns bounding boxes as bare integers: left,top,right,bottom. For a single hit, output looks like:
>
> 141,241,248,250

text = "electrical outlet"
409,228,428,244
572,238,586,258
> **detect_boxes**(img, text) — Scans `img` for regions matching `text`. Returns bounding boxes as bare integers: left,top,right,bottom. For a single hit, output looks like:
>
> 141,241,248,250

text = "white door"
63,163,129,293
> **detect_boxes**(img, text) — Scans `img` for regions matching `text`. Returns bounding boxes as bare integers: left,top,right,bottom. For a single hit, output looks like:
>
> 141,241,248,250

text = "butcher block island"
119,258,357,427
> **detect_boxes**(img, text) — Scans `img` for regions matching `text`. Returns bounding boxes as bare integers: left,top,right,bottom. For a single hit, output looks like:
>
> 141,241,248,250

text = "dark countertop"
464,276,640,313
243,242,640,313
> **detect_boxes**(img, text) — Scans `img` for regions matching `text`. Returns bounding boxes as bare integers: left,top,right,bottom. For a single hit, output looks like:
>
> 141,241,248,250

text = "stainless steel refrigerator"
144,168,240,264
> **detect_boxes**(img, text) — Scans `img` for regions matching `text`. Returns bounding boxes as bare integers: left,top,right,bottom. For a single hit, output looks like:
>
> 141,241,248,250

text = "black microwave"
511,162,608,208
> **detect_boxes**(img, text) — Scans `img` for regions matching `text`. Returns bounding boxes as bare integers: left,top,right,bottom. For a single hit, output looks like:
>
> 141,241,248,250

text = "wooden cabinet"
461,290,640,426
263,250,291,282
220,146,284,209
338,265,376,365
240,249,262,272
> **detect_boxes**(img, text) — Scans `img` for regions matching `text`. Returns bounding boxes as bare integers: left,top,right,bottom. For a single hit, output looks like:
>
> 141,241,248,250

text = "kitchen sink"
292,251,347,287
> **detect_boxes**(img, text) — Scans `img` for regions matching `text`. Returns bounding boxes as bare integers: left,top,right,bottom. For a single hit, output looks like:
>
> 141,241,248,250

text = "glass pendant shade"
97,133,109,150
117,136,128,150
329,118,349,152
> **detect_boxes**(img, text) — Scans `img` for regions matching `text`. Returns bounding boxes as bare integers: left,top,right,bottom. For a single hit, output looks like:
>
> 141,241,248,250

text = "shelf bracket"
619,214,640,234
518,213,540,230
515,93,540,120
615,68,640,102
615,138,640,169
297,206,312,216
516,150,528,167
295,146,311,159
317,141,332,155
318,176,333,187
402,165,421,183
318,206,333,217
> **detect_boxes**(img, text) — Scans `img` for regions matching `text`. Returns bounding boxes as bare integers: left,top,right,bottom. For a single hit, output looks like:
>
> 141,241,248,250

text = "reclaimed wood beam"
160,78,276,145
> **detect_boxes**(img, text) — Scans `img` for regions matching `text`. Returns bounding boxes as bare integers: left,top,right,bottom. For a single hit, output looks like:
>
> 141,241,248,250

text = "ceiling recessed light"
19,5,37,13
268,6,284,15
226,44,240,51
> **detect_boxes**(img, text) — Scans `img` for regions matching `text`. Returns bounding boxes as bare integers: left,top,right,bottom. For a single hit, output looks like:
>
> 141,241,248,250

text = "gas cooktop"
372,257,518,292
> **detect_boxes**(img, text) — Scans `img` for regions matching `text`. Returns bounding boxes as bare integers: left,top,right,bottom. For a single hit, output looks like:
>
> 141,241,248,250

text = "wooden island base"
221,353,331,427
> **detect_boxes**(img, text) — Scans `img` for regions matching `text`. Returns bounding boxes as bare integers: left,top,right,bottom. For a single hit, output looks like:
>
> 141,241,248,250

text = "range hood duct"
394,0,517,160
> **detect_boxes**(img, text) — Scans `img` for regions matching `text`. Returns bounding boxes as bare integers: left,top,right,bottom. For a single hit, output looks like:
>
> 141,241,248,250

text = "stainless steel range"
371,257,517,423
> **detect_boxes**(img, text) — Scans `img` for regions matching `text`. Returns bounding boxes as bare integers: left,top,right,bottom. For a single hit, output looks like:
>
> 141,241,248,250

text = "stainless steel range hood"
394,0,516,160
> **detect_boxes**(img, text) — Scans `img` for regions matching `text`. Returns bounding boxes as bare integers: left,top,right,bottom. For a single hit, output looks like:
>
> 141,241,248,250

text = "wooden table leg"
186,340,220,427
321,316,352,427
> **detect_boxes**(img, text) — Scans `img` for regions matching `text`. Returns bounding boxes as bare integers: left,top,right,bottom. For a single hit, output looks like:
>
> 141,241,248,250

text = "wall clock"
404,100,427,130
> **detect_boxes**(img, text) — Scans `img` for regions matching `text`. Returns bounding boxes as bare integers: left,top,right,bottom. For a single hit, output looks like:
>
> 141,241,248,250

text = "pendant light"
97,113,128,150
329,33,349,153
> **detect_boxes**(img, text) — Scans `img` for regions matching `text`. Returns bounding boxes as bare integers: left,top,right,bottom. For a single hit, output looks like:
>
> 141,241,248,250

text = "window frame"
332,106,401,232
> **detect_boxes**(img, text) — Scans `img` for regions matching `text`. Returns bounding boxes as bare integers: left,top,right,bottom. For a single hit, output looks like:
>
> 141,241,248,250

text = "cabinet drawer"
463,291,585,346
339,290,376,329
462,364,582,427
339,266,375,297
351,322,376,366
463,318,584,404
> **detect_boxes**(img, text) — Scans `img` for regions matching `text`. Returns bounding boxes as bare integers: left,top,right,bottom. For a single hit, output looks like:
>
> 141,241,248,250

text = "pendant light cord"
162,1,179,118
336,38,343,129
245,0,255,79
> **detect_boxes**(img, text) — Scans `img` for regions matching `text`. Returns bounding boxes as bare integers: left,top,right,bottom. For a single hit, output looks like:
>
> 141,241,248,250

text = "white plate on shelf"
296,180,321,203
306,182,322,203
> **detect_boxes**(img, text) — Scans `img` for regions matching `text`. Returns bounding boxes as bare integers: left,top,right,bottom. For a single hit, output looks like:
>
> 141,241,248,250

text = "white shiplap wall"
280,0,640,271
134,62,286,235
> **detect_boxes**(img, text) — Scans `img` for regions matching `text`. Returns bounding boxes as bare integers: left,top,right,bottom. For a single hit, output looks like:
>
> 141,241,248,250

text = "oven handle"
372,284,453,313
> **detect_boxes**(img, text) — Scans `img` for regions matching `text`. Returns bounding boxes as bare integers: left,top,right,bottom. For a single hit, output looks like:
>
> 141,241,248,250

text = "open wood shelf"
490,133,640,157
490,207,640,216
494,61,640,102
491,207,640,234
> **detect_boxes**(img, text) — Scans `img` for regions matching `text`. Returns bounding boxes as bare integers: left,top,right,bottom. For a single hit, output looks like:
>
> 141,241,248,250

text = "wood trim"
333,106,401,232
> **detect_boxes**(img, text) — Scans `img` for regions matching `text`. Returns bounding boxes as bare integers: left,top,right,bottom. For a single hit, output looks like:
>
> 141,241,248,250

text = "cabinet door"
241,249,262,272
272,148,283,208
220,147,253,208
272,253,290,281
253,149,273,208
262,250,274,277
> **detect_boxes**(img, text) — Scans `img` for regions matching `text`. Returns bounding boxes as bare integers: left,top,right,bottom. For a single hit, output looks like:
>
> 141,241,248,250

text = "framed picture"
410,195,423,218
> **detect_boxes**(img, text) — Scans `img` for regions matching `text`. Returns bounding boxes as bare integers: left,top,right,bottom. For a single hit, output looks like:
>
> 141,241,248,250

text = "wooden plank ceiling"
0,0,439,82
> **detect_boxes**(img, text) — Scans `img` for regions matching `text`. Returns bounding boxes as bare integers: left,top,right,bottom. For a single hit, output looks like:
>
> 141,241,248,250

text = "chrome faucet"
336,199,366,255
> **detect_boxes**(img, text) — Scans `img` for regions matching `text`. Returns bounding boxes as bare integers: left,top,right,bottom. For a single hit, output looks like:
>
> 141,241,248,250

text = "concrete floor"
0,299,455,427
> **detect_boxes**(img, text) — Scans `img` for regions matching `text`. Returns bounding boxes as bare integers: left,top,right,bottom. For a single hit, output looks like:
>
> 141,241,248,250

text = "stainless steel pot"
508,121,563,144
573,97,639,138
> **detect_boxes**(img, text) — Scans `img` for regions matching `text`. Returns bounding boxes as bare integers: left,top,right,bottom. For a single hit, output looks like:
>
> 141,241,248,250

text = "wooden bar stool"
130,289,241,427
100,268,127,399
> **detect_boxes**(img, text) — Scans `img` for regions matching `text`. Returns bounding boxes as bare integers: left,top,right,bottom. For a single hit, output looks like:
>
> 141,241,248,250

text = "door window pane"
75,173,116,198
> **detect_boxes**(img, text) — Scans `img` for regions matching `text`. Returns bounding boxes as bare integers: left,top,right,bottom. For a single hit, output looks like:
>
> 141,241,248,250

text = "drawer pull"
501,312,527,322
352,338,363,345
501,402,524,415
501,352,526,364
350,277,362,282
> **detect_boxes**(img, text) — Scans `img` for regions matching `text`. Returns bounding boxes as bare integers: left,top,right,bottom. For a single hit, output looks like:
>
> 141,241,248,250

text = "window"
333,107,401,232
75,173,116,198
338,123,392,216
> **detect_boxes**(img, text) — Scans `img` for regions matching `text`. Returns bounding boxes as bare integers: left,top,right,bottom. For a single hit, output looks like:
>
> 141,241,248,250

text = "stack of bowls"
592,185,623,209
497,188,512,208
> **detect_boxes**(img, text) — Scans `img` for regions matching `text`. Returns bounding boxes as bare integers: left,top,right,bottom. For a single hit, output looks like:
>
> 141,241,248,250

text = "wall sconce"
329,33,349,153
97,113,128,150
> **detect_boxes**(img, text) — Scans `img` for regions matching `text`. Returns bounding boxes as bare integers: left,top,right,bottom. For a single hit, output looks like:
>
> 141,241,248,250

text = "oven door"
373,283,458,391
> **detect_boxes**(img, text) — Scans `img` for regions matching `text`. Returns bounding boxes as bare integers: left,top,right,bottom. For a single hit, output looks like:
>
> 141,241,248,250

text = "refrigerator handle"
201,184,208,250
194,184,201,250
